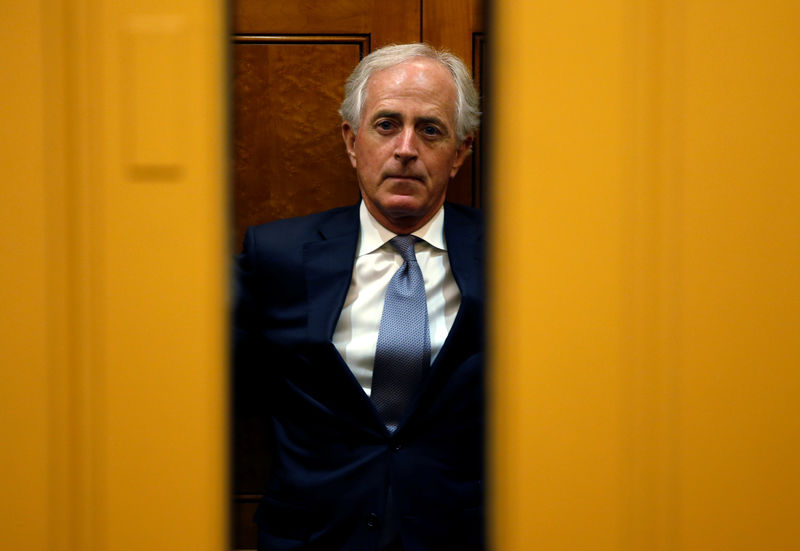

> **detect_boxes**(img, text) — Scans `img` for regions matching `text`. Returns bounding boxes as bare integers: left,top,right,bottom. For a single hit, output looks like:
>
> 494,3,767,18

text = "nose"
393,127,418,163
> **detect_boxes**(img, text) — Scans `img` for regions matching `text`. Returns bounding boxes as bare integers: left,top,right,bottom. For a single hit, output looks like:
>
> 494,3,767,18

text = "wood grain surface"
232,40,363,248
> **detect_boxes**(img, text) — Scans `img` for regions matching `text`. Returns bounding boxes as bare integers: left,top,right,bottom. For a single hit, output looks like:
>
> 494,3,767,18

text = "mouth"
384,174,424,184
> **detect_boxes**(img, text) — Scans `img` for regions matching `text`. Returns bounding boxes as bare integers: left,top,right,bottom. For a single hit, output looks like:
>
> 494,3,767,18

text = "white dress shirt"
332,202,461,396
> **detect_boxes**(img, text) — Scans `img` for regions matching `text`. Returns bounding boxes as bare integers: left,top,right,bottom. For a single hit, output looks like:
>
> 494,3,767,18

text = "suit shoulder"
244,204,358,249
444,202,483,223
443,202,484,240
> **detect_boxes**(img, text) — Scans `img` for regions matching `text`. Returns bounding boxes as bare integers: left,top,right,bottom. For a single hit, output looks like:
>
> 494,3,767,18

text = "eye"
376,120,395,132
420,125,442,137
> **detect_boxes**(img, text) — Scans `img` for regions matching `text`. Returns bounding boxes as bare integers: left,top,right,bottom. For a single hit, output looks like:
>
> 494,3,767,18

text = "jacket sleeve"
233,227,272,416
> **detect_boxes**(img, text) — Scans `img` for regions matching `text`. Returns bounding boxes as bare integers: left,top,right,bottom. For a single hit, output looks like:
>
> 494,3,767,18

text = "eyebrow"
370,110,400,122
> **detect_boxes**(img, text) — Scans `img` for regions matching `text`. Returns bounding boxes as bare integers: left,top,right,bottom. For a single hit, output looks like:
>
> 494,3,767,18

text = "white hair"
339,43,480,142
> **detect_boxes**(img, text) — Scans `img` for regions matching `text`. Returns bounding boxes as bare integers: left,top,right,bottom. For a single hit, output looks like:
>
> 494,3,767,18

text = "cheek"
355,145,388,174
433,151,458,175
355,154,377,174
353,155,383,189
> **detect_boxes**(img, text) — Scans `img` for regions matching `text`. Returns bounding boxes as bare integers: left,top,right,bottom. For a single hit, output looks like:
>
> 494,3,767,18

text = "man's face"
342,58,473,233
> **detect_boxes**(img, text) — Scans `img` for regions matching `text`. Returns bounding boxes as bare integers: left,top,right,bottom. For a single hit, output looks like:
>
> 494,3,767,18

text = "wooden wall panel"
472,33,487,206
423,0,484,67
232,39,365,248
233,0,420,48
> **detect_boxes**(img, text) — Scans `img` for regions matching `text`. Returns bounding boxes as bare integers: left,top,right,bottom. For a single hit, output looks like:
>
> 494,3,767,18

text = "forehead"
362,58,457,122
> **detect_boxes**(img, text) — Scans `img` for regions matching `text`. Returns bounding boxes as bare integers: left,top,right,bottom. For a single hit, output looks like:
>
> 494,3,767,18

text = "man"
235,43,484,551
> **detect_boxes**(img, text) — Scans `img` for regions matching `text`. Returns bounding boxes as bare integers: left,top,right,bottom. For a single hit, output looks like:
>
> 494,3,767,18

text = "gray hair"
339,43,480,142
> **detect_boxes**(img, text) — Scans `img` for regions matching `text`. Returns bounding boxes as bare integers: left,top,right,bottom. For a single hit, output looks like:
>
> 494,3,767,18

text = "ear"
342,122,357,169
449,134,474,178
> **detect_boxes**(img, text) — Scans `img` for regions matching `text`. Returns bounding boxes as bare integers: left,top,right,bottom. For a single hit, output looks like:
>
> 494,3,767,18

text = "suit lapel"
432,204,484,372
444,204,483,306
303,206,360,344
396,204,484,433
301,205,388,434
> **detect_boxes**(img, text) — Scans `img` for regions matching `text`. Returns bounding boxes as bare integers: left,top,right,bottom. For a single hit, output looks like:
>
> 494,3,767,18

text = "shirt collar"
357,201,447,257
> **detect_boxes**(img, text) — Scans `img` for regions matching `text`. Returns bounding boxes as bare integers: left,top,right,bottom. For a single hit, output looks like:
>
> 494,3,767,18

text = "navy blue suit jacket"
234,202,484,550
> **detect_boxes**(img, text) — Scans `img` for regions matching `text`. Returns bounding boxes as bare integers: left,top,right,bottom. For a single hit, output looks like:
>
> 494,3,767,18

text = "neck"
363,200,443,235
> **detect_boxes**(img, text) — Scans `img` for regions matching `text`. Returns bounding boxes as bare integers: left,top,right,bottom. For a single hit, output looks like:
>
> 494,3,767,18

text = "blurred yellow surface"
1,1,228,549
490,1,800,549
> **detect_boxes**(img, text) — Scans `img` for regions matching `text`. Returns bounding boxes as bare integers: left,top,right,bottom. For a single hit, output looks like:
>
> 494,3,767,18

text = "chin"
379,195,427,217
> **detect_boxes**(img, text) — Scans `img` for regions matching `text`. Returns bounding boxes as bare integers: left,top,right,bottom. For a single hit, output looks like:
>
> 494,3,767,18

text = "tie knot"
389,235,419,263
